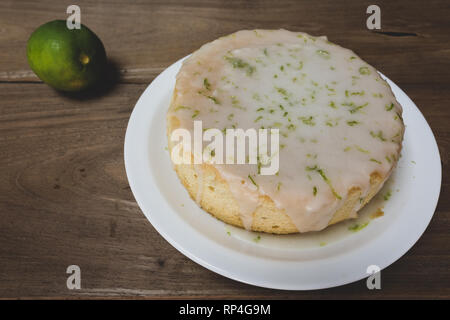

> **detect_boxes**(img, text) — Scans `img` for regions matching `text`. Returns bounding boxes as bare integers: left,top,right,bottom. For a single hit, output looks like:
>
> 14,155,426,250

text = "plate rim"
124,55,442,290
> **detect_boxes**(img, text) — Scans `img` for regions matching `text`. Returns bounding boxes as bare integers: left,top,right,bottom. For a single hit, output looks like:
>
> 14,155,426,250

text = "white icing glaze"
168,29,404,232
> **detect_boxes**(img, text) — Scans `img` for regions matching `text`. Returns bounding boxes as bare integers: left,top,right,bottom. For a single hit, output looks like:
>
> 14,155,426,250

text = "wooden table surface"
0,0,449,299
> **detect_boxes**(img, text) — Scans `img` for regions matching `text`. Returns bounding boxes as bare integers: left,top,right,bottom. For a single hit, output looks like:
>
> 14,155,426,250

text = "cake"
167,29,404,234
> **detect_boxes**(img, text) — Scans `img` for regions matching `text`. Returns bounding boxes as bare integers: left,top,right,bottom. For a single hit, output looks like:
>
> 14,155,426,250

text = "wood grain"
0,0,449,299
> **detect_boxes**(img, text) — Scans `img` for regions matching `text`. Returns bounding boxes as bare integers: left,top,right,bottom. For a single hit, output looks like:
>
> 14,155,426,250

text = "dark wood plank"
0,0,449,299
0,0,450,85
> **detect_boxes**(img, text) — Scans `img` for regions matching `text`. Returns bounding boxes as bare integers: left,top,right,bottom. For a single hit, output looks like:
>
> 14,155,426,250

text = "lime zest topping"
316,49,330,59
306,166,342,200
385,103,394,111
383,190,392,201
349,222,369,232
203,78,211,90
313,186,318,196
192,110,200,118
347,120,360,126
287,123,296,131
275,86,289,97
355,145,370,154
207,95,220,104
359,66,371,75
370,130,387,141
349,102,368,113
174,105,191,111
299,116,315,126
370,158,382,164
224,56,256,76
248,174,258,187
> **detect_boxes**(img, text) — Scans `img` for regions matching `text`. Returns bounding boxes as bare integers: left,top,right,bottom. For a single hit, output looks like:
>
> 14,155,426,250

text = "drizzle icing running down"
168,29,404,232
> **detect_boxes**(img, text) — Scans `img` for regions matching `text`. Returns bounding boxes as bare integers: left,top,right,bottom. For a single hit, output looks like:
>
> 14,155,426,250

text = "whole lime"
27,20,107,92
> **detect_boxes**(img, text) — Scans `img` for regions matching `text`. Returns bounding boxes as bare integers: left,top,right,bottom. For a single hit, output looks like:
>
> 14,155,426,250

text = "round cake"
167,29,404,234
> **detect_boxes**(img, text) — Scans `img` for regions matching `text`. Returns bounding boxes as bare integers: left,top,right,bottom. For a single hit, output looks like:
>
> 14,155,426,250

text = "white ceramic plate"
124,56,442,290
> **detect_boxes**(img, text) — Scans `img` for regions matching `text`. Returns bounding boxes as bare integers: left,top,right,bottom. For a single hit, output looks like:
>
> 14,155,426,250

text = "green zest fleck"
370,158,382,164
349,222,369,232
277,182,282,191
313,186,318,196
329,101,337,109
385,103,394,111
316,49,330,59
370,130,387,141
355,145,370,154
384,190,392,201
252,93,261,101
207,95,220,104
248,174,258,187
253,235,261,242
359,66,371,75
224,56,256,76
287,123,296,131
306,166,342,200
174,105,190,111
347,120,360,126
349,102,368,114
203,78,211,90
227,113,234,120
275,87,288,97
254,116,263,123
299,116,315,126
192,110,200,118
